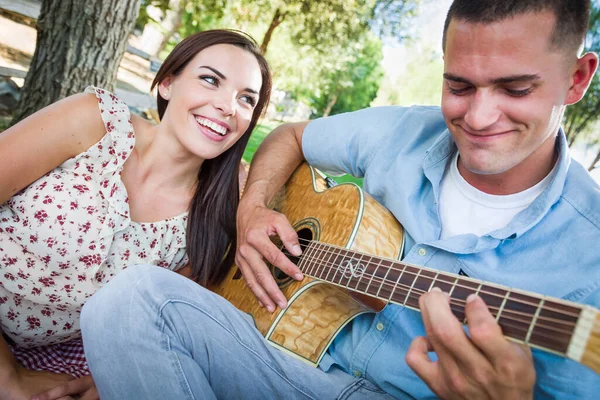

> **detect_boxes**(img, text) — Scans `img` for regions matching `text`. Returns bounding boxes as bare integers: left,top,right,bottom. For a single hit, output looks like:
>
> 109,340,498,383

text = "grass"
243,120,363,188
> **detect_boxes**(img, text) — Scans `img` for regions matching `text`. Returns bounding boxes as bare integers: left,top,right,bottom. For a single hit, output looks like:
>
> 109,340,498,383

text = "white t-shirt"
438,152,556,240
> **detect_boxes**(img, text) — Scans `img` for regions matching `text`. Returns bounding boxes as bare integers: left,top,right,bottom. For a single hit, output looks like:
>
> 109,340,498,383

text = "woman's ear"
158,77,173,100
565,52,598,105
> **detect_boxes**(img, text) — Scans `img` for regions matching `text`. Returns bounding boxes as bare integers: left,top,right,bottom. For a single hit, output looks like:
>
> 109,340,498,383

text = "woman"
0,29,272,399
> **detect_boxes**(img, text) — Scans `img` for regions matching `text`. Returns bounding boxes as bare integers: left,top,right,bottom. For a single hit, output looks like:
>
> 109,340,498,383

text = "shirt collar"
422,128,571,241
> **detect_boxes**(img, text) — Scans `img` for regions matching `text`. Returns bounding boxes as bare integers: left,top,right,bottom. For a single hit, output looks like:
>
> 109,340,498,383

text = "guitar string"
294,251,576,338
276,239,582,333
288,238,582,320
292,240,578,330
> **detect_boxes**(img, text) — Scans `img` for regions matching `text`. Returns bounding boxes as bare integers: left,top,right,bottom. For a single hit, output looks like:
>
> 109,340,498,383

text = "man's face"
442,11,573,188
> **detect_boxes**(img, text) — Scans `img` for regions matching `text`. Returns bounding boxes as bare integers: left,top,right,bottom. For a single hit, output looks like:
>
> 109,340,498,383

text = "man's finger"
247,230,301,279
464,294,510,361
237,256,278,312
420,290,489,369
406,336,442,393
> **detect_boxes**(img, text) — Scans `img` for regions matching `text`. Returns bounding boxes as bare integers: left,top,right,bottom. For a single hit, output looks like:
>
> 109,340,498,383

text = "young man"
80,0,600,398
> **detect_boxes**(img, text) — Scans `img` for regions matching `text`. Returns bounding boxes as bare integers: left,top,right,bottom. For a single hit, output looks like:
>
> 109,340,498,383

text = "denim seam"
158,317,196,400
157,298,316,400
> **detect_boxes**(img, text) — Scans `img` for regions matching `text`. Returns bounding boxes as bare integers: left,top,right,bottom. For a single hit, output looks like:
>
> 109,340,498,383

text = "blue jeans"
81,265,397,399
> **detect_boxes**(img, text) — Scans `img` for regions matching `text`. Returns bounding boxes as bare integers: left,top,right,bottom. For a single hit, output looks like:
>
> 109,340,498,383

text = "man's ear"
565,52,598,105
158,77,173,100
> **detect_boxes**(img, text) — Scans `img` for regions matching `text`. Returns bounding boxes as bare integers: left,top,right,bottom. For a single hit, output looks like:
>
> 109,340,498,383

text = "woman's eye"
240,95,256,107
200,75,219,86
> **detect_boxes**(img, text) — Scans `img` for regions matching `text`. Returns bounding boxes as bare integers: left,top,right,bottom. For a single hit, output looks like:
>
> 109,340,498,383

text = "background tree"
11,0,141,125
301,33,385,117
563,0,600,171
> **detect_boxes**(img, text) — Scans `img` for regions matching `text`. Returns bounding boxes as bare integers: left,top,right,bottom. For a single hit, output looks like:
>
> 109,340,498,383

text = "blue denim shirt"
303,106,600,399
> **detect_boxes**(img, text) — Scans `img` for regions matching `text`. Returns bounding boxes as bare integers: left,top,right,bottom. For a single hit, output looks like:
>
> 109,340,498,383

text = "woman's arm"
0,93,107,204
0,335,74,400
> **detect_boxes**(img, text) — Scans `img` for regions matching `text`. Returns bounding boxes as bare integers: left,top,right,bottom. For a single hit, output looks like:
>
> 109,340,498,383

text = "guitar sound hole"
272,228,313,288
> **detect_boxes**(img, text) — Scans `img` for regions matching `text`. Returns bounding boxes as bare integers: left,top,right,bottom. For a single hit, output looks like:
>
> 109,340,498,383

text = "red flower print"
38,276,56,287
73,184,89,194
27,316,41,330
34,210,49,224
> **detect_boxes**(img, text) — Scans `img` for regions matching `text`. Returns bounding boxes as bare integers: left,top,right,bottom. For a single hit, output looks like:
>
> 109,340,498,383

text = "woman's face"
159,44,263,160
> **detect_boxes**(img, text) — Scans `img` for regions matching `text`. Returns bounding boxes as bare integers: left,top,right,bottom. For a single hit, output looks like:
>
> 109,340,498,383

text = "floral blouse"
0,87,188,348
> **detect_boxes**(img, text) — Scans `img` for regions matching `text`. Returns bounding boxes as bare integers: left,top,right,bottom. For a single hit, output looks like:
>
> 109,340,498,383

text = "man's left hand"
406,288,536,400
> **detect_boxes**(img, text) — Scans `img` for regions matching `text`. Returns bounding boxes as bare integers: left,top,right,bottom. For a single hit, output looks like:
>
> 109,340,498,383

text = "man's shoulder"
561,160,600,230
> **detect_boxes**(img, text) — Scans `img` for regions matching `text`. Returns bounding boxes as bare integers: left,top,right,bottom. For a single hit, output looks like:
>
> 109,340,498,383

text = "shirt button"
376,322,385,331
418,248,427,256
353,370,362,378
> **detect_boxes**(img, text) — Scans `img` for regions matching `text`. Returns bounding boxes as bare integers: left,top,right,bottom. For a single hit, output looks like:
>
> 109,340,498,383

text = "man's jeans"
81,265,397,399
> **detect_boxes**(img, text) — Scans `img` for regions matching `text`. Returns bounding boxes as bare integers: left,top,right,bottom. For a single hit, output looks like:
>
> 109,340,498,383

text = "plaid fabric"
10,337,90,378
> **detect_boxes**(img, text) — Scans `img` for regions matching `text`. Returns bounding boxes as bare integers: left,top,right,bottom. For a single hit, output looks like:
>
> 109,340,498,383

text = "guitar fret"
463,283,483,324
309,242,325,277
296,242,311,273
352,255,372,293
299,242,316,275
318,243,334,280
375,264,393,298
525,298,545,344
388,264,406,302
332,249,351,286
448,277,459,298
427,272,440,292
346,253,366,289
403,269,421,305
364,258,383,294
496,291,511,322
322,245,340,283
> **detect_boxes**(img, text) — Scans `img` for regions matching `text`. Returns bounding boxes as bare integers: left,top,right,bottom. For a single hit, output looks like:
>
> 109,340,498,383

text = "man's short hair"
442,0,591,54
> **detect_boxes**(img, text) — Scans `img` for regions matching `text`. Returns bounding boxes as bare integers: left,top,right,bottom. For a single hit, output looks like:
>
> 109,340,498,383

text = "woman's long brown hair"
151,30,272,286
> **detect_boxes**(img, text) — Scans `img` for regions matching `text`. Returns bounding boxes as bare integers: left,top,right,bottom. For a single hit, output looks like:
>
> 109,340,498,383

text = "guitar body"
213,163,405,366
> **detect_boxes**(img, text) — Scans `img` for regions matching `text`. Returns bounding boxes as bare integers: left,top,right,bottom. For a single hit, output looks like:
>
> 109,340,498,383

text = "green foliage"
563,0,600,150
300,33,385,117
135,0,172,31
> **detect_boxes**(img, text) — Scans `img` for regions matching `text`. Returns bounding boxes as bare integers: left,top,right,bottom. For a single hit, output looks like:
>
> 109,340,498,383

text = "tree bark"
322,93,339,117
260,8,287,54
11,0,141,125
589,149,600,171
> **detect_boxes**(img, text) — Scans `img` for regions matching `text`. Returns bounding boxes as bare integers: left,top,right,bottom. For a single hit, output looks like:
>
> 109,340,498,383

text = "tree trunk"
138,0,183,56
322,94,339,117
589,149,600,171
157,2,185,55
11,0,141,125
260,8,286,54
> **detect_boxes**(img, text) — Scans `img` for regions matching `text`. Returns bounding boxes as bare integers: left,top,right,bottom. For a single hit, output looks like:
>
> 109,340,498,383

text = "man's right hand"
235,201,303,312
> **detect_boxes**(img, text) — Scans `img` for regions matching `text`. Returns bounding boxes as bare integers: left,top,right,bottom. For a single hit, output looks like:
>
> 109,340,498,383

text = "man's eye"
447,86,471,95
506,88,533,97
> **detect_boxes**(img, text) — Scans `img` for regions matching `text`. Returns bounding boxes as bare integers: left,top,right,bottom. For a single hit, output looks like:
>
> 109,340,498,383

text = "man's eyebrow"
199,65,259,95
443,73,541,85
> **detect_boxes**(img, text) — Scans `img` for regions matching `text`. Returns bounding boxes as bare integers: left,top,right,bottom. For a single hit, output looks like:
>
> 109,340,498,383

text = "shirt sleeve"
302,106,409,178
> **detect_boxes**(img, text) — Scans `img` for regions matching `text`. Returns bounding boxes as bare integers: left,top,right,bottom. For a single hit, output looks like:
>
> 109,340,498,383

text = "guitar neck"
297,240,598,364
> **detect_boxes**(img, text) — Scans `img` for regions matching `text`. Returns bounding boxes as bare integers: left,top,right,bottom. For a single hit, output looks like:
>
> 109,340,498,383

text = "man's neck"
458,136,559,195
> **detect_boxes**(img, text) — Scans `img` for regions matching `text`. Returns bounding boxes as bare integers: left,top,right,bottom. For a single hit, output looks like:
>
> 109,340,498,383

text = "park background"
1,0,599,184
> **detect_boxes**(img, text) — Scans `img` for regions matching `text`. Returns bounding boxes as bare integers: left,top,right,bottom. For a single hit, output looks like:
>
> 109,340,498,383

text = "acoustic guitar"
213,163,600,375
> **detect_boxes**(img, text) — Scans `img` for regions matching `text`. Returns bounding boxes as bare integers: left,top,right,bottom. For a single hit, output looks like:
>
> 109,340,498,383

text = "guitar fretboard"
296,240,582,356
